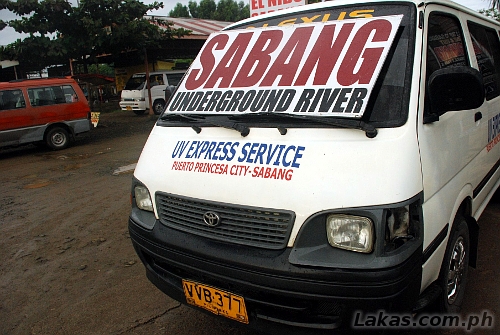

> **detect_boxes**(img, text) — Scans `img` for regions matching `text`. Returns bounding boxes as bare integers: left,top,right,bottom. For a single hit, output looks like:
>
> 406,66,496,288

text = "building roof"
145,16,233,39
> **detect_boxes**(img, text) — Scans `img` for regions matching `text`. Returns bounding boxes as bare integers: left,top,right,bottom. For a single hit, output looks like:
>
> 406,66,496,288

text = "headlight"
135,98,145,102
134,185,153,212
326,214,374,253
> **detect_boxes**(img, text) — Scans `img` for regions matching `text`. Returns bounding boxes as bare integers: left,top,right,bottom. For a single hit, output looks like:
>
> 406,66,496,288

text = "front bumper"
119,101,146,112
129,216,423,333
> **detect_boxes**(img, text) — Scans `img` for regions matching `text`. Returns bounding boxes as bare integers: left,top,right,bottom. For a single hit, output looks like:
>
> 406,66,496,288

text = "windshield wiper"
251,112,378,138
160,113,250,137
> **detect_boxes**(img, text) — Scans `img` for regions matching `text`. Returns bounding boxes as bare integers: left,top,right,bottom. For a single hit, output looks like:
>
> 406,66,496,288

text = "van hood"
134,125,422,245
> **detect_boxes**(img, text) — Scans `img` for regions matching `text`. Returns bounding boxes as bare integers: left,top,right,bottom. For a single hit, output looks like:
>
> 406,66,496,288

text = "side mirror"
425,66,484,123
164,85,176,104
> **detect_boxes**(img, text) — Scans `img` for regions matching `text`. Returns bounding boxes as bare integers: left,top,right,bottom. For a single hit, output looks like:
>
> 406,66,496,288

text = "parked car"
0,77,91,150
119,70,185,115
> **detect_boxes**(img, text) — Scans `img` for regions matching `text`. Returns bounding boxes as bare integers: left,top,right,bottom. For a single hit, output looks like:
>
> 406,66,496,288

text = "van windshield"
160,3,416,130
124,75,146,90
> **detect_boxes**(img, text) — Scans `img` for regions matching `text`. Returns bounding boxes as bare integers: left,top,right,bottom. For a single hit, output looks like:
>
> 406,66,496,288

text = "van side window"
166,73,184,86
425,13,469,114
62,85,79,102
150,74,164,87
467,22,500,100
28,85,78,106
426,13,469,77
0,89,26,111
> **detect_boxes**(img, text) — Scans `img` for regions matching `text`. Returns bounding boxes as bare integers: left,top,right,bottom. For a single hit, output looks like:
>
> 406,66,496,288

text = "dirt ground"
0,110,499,335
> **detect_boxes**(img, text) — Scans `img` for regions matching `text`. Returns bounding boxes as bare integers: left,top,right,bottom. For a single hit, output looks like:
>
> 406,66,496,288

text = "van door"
0,89,32,145
465,20,500,212
149,73,166,104
418,8,491,289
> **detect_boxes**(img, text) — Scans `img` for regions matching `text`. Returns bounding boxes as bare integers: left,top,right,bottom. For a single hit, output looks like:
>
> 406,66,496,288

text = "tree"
187,0,198,18
197,0,217,19
170,0,249,21
214,0,249,21
0,0,189,74
169,2,190,17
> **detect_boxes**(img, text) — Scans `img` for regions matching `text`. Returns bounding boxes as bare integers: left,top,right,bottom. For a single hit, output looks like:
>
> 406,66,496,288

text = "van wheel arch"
152,99,166,115
434,215,470,313
44,125,73,150
456,198,478,268
433,198,478,313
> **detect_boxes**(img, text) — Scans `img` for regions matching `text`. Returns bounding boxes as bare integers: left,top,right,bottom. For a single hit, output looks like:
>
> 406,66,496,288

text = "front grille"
156,193,295,249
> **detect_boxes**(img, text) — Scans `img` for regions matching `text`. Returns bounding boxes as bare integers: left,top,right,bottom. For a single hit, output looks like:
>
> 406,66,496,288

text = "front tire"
435,216,470,313
45,126,70,150
153,99,166,115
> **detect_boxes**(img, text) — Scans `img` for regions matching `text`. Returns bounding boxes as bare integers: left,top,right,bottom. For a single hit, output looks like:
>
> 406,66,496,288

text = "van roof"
226,0,497,30
0,77,77,89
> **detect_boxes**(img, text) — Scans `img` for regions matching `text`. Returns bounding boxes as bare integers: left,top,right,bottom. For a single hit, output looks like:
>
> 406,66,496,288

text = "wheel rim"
154,102,164,114
51,132,66,146
446,236,466,304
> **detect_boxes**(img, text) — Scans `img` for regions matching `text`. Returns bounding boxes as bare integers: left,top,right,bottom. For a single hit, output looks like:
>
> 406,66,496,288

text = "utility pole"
144,48,153,116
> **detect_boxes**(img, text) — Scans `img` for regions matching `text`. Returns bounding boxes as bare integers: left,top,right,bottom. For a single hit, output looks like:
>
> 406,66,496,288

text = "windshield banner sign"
168,15,403,118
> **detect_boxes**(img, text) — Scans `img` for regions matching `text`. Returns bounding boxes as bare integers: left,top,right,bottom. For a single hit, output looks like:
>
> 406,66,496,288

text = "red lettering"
204,33,254,88
277,168,285,179
295,23,354,86
261,26,314,87
270,168,277,179
184,34,229,90
337,19,392,86
232,30,283,87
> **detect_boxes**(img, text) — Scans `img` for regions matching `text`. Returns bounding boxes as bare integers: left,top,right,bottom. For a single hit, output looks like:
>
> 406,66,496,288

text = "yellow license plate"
182,279,249,324
126,106,132,110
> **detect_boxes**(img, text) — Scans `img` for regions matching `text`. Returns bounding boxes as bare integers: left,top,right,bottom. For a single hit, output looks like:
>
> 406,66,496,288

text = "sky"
0,0,493,46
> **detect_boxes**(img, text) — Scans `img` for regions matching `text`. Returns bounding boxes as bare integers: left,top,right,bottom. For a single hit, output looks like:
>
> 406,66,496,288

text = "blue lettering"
203,141,217,159
282,145,296,167
292,146,305,168
185,141,197,159
197,141,210,159
254,144,267,164
273,145,286,166
228,142,239,161
246,143,260,163
213,141,225,160
172,140,190,158
238,143,251,162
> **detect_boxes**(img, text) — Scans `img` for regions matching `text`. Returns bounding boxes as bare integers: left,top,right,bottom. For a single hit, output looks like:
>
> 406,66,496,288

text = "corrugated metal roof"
145,16,233,39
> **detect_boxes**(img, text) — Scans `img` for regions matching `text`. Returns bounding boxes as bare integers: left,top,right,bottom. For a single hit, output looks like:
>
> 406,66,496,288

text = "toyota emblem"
203,211,220,227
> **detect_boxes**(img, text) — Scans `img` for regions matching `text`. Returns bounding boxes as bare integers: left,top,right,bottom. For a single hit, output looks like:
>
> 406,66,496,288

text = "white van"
119,70,185,115
129,0,500,331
